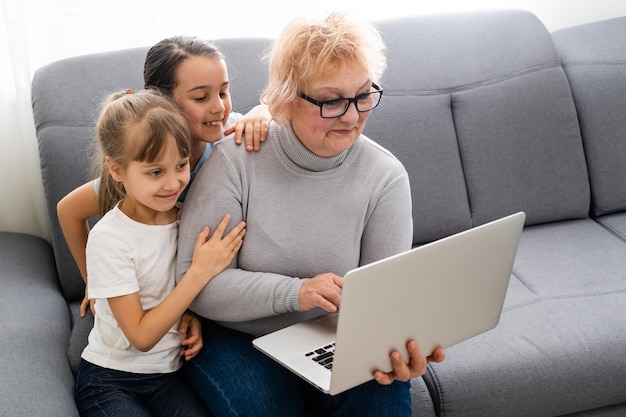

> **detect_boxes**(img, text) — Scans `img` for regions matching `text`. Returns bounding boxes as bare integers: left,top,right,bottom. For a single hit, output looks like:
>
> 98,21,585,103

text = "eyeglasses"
298,83,383,118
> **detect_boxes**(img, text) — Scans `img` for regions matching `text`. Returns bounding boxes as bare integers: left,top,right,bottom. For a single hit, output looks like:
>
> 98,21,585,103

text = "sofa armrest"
0,232,78,417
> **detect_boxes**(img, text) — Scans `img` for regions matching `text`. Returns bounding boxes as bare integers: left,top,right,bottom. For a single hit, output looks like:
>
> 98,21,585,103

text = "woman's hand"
299,273,343,313
373,341,446,385
226,104,270,151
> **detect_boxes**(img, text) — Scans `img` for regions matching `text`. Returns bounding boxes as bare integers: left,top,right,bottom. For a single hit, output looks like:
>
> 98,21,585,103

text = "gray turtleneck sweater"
176,121,412,336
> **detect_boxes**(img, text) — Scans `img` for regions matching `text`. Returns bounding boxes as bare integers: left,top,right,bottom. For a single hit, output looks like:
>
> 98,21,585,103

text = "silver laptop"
253,211,525,395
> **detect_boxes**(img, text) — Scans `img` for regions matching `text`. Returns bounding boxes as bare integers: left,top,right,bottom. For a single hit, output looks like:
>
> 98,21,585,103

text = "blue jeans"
184,320,412,417
75,359,212,417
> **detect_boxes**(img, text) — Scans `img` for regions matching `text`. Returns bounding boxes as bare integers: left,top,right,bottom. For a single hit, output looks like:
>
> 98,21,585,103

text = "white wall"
366,0,626,32
22,0,626,77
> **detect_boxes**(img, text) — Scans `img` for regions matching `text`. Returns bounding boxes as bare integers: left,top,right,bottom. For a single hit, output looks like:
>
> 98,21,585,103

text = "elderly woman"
176,12,445,417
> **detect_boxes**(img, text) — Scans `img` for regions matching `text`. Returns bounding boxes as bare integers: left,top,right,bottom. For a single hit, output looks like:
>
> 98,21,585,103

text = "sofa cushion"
595,212,626,242
552,17,626,217
512,219,626,297
452,68,587,226
421,218,626,416
366,10,589,246
424,293,626,417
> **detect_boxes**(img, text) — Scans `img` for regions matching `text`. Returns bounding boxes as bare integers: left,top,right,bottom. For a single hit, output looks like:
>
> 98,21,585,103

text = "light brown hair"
94,90,191,217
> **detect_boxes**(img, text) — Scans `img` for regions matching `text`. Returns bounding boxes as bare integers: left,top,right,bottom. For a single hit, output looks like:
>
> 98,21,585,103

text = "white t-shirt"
82,204,184,374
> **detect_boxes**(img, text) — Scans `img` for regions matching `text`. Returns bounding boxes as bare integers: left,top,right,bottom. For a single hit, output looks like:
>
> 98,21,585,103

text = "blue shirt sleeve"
228,111,243,125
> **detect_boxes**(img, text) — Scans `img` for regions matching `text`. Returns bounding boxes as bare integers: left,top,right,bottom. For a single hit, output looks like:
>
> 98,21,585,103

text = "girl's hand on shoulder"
225,104,270,152
191,214,246,280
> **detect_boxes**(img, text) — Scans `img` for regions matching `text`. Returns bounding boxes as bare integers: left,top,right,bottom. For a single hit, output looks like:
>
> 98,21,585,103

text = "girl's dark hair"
143,36,224,96
95,89,191,217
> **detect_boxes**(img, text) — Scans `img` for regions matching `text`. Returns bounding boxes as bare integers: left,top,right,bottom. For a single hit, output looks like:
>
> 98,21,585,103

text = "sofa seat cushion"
422,217,626,416
0,232,78,417
512,219,626,297
424,293,626,417
595,212,626,242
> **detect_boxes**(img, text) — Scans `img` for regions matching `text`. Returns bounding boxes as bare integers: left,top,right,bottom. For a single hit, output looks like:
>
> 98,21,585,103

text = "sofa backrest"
365,10,591,245
552,17,626,217
33,11,599,294
32,39,271,301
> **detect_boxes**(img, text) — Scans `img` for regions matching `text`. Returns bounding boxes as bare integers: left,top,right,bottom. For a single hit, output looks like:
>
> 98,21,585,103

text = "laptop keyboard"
305,342,336,370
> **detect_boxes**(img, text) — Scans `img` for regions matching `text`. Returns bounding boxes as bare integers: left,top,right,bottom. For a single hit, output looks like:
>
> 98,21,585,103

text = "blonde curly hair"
261,11,387,124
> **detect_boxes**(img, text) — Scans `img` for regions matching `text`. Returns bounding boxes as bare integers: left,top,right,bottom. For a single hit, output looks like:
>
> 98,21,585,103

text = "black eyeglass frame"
298,82,384,119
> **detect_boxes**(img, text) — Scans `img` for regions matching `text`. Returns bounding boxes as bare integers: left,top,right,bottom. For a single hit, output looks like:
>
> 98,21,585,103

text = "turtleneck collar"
274,122,360,173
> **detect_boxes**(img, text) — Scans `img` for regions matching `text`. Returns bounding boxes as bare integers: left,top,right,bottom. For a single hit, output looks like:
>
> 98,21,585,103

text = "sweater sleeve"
360,160,413,265
176,142,304,322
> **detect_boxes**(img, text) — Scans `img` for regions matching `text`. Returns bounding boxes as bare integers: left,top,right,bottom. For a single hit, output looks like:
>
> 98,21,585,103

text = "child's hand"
179,311,203,361
191,214,246,281
79,288,96,317
225,104,270,151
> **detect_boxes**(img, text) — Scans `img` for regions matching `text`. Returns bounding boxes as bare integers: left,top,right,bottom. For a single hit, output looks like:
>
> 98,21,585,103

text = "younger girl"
74,89,245,417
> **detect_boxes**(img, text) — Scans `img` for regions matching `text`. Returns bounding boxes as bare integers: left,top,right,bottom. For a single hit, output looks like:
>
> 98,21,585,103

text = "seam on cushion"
562,60,626,67
502,297,544,312
36,121,94,132
425,363,444,417
448,91,474,228
592,217,626,244
382,61,562,97
502,289,626,314
510,270,540,296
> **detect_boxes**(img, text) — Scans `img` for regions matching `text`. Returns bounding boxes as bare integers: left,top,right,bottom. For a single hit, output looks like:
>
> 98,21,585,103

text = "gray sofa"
1,9,625,417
